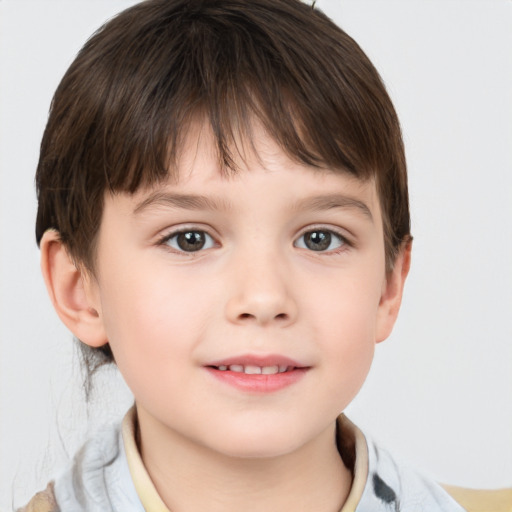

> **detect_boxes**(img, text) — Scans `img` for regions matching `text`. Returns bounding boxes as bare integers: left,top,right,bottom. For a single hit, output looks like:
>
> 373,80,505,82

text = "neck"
137,410,352,512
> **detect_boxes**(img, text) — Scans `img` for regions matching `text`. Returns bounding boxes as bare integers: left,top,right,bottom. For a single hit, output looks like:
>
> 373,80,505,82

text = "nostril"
237,312,287,321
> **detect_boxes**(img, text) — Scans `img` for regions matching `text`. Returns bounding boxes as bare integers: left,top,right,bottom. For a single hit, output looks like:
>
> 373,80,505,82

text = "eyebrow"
133,192,232,214
292,194,373,221
133,191,373,221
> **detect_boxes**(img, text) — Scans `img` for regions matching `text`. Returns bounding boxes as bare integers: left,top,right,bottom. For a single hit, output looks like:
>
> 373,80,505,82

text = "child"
20,0,469,510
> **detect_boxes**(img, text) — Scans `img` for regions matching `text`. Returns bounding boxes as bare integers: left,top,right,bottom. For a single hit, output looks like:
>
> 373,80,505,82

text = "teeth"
245,365,262,374
216,364,293,374
262,365,279,375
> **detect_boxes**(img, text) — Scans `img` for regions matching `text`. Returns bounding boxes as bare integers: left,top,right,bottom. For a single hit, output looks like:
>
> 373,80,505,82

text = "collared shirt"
28,406,466,511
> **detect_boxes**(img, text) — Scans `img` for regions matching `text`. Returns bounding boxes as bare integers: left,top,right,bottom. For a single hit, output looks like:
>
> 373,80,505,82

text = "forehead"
124,120,381,217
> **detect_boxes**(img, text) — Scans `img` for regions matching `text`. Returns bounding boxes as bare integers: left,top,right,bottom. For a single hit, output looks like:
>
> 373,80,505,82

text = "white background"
1,0,511,508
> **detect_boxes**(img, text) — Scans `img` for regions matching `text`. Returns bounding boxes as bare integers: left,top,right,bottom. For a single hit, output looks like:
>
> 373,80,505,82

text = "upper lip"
205,354,307,369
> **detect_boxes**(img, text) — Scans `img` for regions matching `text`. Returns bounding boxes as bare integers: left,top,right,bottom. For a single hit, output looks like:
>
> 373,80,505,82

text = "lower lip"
205,367,308,393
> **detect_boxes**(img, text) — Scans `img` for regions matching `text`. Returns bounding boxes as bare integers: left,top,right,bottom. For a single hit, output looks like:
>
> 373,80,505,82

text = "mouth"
208,364,296,375
204,355,309,392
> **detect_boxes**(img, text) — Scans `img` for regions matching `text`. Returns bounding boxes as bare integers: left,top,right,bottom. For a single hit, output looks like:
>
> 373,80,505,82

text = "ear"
40,229,108,348
375,239,412,343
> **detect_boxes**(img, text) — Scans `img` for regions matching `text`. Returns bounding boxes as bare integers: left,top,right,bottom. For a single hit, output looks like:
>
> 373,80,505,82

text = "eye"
295,229,346,252
163,230,215,253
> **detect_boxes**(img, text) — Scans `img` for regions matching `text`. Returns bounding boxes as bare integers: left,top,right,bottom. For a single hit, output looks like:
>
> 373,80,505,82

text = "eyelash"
157,226,352,255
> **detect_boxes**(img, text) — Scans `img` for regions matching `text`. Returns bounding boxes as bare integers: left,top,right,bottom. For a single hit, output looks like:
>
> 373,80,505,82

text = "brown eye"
165,230,214,252
295,230,345,252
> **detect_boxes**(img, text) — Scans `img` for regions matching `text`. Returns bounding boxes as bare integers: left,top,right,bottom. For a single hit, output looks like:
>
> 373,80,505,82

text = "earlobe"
40,229,107,348
375,239,412,343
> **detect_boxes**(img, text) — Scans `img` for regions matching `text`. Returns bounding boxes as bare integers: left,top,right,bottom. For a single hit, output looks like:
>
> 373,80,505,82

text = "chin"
201,417,315,460
213,436,301,460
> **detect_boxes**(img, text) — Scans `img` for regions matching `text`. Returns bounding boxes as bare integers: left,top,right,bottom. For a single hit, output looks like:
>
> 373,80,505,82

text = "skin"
41,122,410,511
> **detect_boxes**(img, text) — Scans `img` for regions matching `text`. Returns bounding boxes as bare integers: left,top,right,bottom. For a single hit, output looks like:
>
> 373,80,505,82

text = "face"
86,123,400,459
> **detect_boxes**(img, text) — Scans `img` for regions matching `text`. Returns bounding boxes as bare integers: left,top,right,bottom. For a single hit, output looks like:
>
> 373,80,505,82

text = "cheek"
97,264,215,385
307,267,382,339
304,269,382,390
320,301,376,378
318,305,376,410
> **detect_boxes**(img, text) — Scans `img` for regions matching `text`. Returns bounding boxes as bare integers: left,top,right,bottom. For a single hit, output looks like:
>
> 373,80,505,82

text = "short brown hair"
35,0,411,371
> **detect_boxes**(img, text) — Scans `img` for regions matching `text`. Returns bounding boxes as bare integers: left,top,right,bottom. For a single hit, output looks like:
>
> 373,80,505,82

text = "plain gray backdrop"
1,0,511,508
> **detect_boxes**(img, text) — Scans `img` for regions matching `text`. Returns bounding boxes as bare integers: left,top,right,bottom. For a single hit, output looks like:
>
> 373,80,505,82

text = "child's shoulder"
18,418,141,512
349,416,510,512
338,415,466,511
17,483,58,512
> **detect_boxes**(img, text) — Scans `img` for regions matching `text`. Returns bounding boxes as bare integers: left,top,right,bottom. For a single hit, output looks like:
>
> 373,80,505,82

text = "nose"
224,251,298,327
